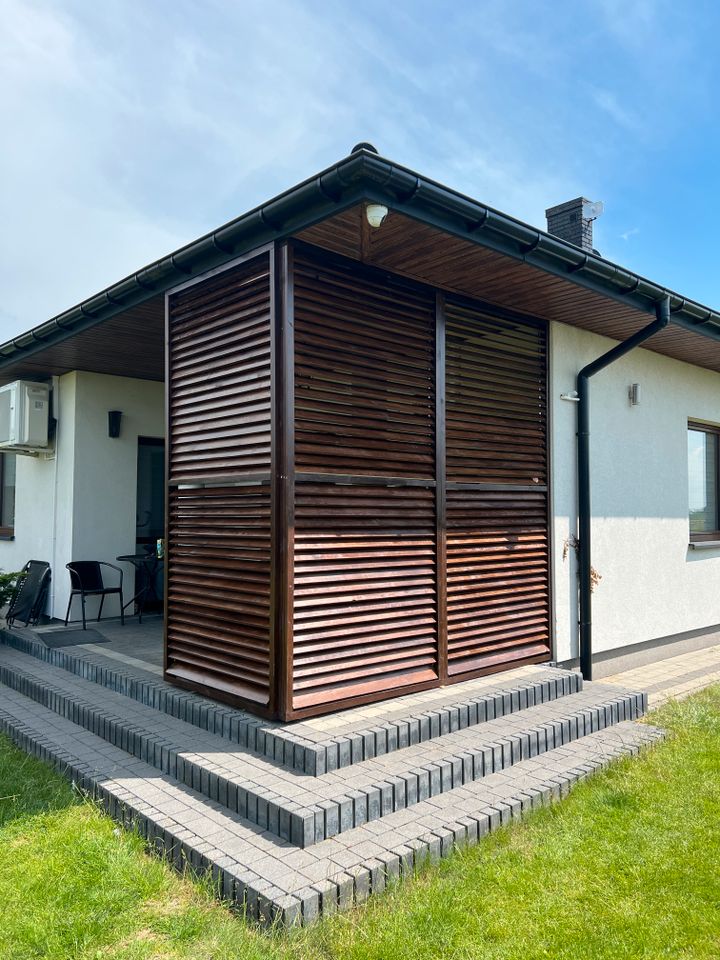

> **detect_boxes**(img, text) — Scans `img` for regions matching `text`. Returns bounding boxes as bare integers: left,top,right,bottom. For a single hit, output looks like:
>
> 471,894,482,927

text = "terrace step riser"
0,630,582,774
297,671,582,776
0,692,665,928
0,662,646,848
0,662,308,841
296,690,645,847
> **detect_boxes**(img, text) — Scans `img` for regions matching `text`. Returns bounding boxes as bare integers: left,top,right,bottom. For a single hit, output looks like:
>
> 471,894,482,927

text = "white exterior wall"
0,373,76,608
0,371,163,620
551,320,720,663
4,331,720,665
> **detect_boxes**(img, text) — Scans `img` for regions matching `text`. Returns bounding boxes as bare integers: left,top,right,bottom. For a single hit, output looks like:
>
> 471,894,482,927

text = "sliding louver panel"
168,259,272,484
166,255,273,707
292,483,438,709
293,253,436,478
165,483,272,702
445,298,550,676
292,252,438,709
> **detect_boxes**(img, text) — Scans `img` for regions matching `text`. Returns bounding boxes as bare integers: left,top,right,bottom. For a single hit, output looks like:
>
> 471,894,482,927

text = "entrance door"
136,437,165,608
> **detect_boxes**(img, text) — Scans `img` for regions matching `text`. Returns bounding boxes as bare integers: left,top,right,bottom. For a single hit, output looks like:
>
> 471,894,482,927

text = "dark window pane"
1,454,15,529
689,430,718,533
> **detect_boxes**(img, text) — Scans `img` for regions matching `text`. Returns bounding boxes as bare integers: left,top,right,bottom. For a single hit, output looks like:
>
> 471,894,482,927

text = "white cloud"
0,0,710,339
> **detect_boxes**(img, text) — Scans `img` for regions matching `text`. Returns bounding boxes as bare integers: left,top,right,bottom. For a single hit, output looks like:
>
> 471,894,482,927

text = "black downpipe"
577,295,671,680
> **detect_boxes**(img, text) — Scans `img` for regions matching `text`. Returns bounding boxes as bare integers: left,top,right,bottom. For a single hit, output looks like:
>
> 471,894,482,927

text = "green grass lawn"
1,686,719,960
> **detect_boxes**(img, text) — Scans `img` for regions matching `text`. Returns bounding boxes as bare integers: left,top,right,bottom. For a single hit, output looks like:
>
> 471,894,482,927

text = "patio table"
117,554,163,623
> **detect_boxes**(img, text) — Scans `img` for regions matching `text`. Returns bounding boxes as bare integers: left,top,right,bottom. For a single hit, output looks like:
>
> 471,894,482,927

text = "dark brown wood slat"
167,258,272,484
166,251,274,709
445,296,547,486
292,481,439,710
165,665,270,705
165,482,272,704
446,486,551,676
293,251,435,478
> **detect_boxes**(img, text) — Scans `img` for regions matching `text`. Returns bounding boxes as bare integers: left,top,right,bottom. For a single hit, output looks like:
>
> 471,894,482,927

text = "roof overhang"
3,146,720,383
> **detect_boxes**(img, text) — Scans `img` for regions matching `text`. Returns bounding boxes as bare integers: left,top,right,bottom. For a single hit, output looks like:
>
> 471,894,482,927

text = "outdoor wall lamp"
108,410,122,438
628,383,641,406
365,203,389,229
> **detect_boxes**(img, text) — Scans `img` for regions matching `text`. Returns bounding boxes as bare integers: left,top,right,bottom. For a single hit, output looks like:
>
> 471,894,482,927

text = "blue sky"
2,0,719,341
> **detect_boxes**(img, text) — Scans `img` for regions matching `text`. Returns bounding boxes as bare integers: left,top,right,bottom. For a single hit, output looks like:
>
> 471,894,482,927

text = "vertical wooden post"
272,242,296,720
162,291,171,676
435,290,448,684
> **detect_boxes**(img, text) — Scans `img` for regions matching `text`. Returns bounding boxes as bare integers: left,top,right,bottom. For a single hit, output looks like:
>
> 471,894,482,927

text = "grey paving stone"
312,879,338,917
0,629,586,775
0,641,664,926
296,886,320,924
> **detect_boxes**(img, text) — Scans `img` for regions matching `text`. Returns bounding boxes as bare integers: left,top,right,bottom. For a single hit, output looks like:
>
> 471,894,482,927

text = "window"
688,422,720,540
0,453,16,537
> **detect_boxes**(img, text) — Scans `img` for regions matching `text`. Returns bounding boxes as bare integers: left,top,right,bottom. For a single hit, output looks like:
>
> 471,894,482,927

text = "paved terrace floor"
34,616,164,674
30,617,720,710
599,642,720,706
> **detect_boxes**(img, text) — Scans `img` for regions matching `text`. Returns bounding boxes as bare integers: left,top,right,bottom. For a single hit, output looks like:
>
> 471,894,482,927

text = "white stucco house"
2,143,720,719
0,374,164,623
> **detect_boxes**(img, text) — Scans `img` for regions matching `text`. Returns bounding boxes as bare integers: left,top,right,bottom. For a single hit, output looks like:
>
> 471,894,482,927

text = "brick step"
0,647,645,847
0,628,581,774
0,682,664,926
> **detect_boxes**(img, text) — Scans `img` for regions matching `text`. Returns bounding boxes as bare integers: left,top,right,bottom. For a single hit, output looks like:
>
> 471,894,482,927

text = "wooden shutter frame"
162,238,553,721
273,241,295,718
164,243,278,718
289,245,439,715
283,241,553,720
444,291,552,677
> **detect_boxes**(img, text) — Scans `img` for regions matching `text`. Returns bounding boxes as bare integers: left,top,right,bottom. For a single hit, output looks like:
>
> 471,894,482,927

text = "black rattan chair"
65,561,124,629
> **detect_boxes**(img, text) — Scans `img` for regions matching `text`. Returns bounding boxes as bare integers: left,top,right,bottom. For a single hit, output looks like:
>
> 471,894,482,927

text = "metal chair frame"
64,561,125,630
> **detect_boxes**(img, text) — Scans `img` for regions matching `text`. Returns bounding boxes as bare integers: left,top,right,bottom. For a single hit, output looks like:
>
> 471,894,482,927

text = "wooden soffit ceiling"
5,203,720,386
0,296,165,386
296,205,720,375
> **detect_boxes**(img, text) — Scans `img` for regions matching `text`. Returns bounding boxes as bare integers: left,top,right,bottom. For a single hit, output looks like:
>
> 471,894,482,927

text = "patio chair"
6,560,51,628
65,561,125,630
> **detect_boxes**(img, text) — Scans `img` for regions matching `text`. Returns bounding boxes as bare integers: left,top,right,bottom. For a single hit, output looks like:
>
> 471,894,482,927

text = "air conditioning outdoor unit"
0,381,50,453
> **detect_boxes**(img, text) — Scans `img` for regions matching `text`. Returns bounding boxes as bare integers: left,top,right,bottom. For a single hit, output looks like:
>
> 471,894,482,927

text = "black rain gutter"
576,295,671,680
3,147,720,371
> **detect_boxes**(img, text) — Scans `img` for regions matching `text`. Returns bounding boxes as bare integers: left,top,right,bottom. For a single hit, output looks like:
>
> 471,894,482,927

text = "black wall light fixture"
108,410,122,438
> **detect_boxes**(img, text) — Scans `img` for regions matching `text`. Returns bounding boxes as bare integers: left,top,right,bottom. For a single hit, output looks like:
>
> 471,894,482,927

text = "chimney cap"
545,196,592,217
351,142,379,155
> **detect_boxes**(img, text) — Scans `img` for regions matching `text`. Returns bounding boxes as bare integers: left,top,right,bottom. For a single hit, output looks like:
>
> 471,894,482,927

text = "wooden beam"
436,290,448,684
273,242,296,721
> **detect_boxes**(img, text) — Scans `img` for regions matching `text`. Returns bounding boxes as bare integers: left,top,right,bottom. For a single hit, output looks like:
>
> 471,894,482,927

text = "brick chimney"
545,197,603,252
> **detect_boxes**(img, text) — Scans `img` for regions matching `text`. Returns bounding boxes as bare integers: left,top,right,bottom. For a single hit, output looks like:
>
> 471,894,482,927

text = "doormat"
39,628,110,648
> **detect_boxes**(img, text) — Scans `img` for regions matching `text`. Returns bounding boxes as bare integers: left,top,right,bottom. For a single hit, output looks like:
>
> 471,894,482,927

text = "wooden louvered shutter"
291,252,438,710
444,297,550,676
166,255,273,707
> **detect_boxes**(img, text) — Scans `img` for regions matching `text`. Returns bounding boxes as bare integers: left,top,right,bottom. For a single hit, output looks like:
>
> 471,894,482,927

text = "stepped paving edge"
0,683,664,928
0,628,582,774
0,645,646,847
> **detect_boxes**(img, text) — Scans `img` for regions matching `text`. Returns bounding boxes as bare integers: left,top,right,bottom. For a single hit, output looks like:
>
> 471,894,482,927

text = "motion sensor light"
365,203,389,228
